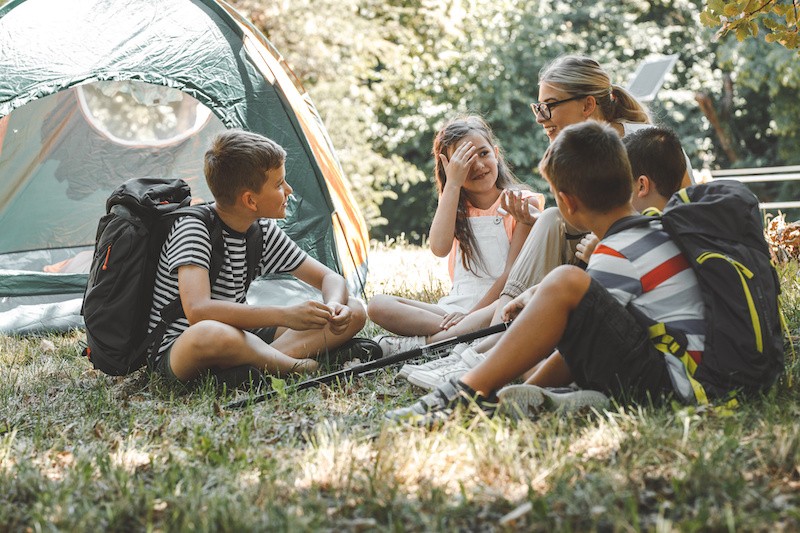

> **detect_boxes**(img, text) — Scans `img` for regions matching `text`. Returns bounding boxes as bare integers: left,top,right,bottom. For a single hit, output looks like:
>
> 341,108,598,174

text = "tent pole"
225,321,512,410
333,210,368,302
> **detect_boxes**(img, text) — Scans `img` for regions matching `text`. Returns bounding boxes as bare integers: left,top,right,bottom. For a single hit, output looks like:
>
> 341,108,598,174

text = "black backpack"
619,180,784,403
81,177,263,376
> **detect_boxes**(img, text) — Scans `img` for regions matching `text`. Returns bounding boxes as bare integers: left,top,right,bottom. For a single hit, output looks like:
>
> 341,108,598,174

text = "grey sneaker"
396,342,470,380
372,334,425,358
407,347,487,391
384,378,498,429
497,384,610,419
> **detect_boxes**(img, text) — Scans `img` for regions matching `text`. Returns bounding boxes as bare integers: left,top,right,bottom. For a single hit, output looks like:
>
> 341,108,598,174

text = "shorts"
152,326,277,383
558,278,674,402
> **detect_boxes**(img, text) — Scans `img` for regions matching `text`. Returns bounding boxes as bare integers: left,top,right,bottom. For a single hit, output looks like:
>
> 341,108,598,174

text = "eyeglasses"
530,95,588,120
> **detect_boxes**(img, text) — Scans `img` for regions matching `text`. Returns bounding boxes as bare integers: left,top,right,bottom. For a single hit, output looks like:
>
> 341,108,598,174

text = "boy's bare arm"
178,264,333,331
500,284,539,322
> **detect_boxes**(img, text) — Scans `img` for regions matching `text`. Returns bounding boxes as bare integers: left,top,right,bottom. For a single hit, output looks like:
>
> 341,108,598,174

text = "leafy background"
2,0,798,237
229,0,800,242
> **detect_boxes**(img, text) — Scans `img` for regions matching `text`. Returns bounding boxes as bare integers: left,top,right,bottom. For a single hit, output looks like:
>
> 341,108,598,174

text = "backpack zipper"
696,251,762,352
102,245,111,270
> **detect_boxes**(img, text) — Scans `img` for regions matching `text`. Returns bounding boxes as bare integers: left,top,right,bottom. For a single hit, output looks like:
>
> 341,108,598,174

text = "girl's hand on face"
501,190,541,225
439,140,476,190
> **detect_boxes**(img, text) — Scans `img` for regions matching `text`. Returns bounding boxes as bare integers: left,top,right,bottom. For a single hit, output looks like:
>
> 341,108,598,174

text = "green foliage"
230,0,800,241
717,35,800,164
701,0,800,54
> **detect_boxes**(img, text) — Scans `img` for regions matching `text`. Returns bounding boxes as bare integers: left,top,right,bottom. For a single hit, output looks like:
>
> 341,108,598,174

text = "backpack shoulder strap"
244,219,264,292
168,204,225,284
605,213,660,238
157,204,224,323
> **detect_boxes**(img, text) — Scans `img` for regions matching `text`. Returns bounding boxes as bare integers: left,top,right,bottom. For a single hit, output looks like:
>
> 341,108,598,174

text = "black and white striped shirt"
146,215,307,365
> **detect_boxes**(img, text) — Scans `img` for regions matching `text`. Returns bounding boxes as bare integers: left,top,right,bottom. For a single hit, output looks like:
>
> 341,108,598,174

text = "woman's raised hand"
438,140,476,189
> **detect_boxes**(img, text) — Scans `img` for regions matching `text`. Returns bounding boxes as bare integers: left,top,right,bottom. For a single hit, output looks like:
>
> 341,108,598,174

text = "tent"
0,0,369,334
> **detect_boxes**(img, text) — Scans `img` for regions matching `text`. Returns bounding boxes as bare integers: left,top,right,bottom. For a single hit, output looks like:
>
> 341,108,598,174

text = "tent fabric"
0,0,369,334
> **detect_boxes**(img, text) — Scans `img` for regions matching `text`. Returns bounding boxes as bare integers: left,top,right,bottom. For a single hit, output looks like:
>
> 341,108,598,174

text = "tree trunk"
695,86,740,164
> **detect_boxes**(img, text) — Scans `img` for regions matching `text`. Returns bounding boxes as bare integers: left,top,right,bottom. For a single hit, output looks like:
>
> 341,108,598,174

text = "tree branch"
695,90,740,163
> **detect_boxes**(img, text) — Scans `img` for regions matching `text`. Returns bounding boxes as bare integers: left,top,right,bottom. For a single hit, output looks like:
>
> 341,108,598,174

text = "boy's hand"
500,190,541,225
284,301,335,330
500,286,537,321
438,140,476,190
327,302,352,335
439,311,466,330
575,232,599,263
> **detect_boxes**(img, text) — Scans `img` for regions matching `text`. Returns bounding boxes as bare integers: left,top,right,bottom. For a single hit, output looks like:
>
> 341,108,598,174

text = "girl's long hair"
432,114,520,274
539,55,651,125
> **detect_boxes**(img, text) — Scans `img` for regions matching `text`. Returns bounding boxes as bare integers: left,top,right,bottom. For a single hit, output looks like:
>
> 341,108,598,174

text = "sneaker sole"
407,364,472,392
396,364,421,380
406,371,441,391
498,385,610,419
497,385,545,419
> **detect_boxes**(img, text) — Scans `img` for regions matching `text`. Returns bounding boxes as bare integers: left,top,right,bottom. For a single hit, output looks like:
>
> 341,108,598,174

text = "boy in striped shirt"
387,121,706,425
147,129,366,387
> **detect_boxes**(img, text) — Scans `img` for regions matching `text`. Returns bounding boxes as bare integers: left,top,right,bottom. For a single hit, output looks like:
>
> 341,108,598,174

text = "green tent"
0,0,369,334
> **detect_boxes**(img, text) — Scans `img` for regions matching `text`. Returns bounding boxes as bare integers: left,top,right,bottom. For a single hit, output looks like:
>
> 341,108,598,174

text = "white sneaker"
372,335,425,358
396,342,469,380
497,384,610,420
407,347,487,391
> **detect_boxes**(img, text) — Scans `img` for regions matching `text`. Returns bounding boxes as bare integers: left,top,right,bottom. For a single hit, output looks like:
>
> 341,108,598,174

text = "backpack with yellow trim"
625,180,784,404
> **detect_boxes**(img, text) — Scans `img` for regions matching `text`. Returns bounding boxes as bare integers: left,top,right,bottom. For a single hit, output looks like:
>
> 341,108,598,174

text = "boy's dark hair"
623,127,686,198
204,129,287,207
538,121,632,212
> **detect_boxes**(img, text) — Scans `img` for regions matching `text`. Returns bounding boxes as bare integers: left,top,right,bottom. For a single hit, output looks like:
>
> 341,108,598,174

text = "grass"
1,242,799,532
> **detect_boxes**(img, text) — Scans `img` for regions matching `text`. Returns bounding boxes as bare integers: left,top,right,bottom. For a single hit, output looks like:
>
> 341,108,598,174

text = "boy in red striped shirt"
386,121,706,426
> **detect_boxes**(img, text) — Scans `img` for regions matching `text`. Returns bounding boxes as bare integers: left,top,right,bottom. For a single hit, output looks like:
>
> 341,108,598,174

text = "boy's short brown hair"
623,126,686,198
538,121,632,213
204,129,287,207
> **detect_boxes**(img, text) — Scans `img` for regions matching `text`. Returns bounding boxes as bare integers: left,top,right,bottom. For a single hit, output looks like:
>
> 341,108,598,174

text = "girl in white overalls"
368,115,542,354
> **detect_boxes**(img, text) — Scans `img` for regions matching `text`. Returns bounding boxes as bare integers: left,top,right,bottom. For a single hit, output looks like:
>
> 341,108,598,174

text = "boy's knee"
169,320,244,375
184,320,242,353
541,265,591,300
536,207,565,236
348,298,368,330
366,294,392,320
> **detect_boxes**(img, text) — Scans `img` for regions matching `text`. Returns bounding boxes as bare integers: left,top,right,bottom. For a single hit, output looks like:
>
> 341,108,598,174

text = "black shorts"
558,278,674,402
153,326,278,382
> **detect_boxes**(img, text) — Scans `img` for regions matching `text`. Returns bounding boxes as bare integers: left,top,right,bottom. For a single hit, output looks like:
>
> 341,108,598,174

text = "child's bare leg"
272,298,367,358
524,351,574,388
367,294,448,336
167,320,317,381
489,294,513,325
459,265,591,396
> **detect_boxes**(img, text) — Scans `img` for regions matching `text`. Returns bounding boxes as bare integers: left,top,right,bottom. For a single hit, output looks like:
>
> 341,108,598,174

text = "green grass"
0,246,799,532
